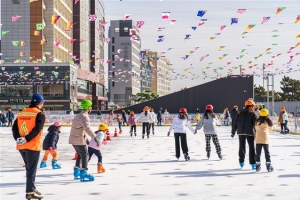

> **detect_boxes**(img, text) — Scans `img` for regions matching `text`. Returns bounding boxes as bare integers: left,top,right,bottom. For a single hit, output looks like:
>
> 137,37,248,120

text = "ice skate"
266,162,274,172
130,132,132,137
239,162,244,168
217,153,223,160
52,160,61,169
184,153,190,161
256,162,261,172
207,152,210,159
80,169,94,182
251,164,256,170
142,134,145,139
147,135,149,139
26,189,43,199
39,161,47,168
74,167,80,180
134,132,137,137
97,163,106,173
153,132,155,135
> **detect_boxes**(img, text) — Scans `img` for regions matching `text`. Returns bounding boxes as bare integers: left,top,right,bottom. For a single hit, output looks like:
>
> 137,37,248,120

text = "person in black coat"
0,111,5,127
231,100,258,170
230,105,239,127
121,110,129,126
157,110,162,126
40,122,62,169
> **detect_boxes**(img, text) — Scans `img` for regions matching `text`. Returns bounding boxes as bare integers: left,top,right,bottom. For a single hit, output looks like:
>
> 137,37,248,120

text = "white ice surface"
0,125,300,200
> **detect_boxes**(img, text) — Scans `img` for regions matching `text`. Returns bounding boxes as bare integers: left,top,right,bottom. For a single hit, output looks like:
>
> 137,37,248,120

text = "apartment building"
108,20,141,106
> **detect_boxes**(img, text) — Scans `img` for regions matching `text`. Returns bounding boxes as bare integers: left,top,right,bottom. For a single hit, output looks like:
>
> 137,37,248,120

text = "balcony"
78,88,92,95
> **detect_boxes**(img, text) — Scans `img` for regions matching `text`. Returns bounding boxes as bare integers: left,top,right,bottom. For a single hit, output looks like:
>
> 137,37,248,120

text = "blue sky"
103,0,300,92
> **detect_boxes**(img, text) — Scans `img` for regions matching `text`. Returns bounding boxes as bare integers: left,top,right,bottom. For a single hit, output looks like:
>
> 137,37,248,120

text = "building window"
112,54,115,61
114,94,125,102
112,37,115,43
112,81,115,87
112,46,115,52
12,0,20,4
112,71,115,78
115,28,119,33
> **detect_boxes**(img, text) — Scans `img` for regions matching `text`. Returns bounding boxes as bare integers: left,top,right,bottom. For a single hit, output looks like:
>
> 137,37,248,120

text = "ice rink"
1,125,300,200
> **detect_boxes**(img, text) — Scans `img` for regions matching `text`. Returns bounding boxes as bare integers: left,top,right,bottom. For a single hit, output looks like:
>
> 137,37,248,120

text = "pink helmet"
54,122,62,127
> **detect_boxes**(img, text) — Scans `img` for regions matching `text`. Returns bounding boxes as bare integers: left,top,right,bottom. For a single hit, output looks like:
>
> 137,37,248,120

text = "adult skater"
69,99,100,182
139,106,151,139
6,108,15,127
168,108,195,161
149,108,157,135
231,99,258,169
12,94,45,200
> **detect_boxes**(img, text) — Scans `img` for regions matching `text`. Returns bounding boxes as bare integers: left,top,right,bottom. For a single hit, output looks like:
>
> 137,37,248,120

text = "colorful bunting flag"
34,31,41,36
162,12,170,19
20,41,26,46
276,7,286,14
246,24,256,30
51,15,60,24
295,15,300,23
197,10,207,17
136,21,145,28
12,15,22,22
237,9,246,14
2,31,9,37
261,17,270,24
36,23,45,30
88,14,97,21
231,18,238,25
124,14,131,19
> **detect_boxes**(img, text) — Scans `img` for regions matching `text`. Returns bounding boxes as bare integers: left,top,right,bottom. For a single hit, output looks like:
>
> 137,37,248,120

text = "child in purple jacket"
88,124,108,173
128,111,137,137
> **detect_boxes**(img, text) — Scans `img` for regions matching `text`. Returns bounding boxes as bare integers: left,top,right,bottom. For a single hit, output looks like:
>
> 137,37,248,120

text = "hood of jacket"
48,125,59,133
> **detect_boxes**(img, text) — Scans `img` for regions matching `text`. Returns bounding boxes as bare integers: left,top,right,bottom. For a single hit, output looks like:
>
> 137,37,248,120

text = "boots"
73,167,80,180
40,161,47,168
217,153,223,160
184,153,190,161
251,164,256,170
26,189,43,200
80,169,94,182
119,130,123,134
266,162,274,172
52,160,61,169
97,163,106,173
256,162,261,172
72,153,78,160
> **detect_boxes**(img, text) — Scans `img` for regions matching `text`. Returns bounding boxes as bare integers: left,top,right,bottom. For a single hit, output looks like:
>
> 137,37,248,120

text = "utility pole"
262,63,266,88
265,72,275,116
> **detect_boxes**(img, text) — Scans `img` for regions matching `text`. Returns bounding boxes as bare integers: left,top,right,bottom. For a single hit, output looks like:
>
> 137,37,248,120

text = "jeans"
73,145,88,169
88,147,102,164
118,122,122,130
238,135,256,164
174,133,188,158
256,144,271,163
19,150,40,193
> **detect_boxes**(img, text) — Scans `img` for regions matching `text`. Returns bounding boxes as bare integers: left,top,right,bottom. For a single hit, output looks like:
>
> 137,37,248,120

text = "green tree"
134,90,159,103
254,85,282,102
279,76,300,101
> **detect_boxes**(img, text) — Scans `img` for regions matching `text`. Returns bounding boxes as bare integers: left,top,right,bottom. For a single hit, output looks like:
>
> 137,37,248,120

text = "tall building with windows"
108,20,141,106
0,0,106,110
148,51,171,97
140,50,152,92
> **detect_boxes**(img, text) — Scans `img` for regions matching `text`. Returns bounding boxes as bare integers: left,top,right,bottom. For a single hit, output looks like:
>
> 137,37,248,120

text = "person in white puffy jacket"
139,106,151,139
168,108,195,161
149,108,157,135
195,104,222,160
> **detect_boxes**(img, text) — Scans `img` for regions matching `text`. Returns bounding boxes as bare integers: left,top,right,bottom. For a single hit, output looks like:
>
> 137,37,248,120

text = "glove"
94,138,100,147
48,147,53,151
16,137,27,145
167,132,170,137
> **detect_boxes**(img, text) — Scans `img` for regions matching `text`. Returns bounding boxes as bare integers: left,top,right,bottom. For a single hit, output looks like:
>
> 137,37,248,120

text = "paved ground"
0,125,299,200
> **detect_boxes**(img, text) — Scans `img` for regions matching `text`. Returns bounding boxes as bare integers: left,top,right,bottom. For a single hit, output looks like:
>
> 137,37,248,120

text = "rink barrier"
41,114,300,134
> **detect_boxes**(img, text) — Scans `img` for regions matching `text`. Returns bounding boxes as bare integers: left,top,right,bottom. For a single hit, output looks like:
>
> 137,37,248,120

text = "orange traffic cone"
72,153,78,160
106,130,111,140
113,128,118,137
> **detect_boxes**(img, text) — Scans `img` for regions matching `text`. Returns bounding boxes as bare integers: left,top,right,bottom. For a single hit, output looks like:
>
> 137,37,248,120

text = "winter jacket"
149,112,157,123
223,111,230,119
128,115,137,126
139,111,151,123
69,111,96,145
195,113,201,121
230,109,238,122
0,113,5,123
282,112,289,121
6,111,15,120
121,112,127,121
163,112,170,118
114,116,123,123
232,112,258,137
43,125,60,150
89,130,105,150
196,114,219,135
255,122,272,144
157,111,162,120
278,111,284,124
168,117,194,134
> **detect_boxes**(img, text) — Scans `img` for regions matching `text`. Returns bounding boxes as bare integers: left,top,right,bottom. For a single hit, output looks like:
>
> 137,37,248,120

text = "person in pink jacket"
128,111,137,137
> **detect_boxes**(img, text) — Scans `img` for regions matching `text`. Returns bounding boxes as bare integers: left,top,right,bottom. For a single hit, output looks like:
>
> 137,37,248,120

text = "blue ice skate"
74,167,80,180
251,164,256,170
52,160,61,169
40,161,47,168
80,169,94,182
239,162,244,168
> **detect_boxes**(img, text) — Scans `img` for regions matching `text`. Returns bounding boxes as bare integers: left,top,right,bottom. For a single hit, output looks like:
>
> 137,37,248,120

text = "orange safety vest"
16,107,43,151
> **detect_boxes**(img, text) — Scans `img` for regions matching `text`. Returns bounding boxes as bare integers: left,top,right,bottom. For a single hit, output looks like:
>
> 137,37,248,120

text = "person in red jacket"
12,94,45,200
128,111,138,137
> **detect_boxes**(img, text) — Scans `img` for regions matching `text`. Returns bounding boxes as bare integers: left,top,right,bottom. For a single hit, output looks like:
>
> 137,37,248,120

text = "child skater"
88,124,107,173
149,108,157,135
40,122,62,169
139,106,151,139
128,111,137,137
113,114,123,134
255,108,274,172
195,105,223,160
168,108,195,161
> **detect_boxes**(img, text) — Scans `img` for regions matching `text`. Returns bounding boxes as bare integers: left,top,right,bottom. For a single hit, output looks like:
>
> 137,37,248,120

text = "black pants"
73,145,88,169
130,125,136,133
205,134,222,154
88,147,102,164
142,122,149,136
157,118,162,125
149,123,154,134
8,120,13,127
174,133,188,158
256,144,271,163
123,119,128,126
238,135,256,164
19,150,40,193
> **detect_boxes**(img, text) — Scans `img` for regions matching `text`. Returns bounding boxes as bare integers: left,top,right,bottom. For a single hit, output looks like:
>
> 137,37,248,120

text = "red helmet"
206,104,213,111
179,108,187,113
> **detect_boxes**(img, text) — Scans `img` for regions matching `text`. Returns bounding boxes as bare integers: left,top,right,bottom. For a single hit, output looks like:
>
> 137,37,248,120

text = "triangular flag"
197,10,207,17
276,7,286,14
51,15,60,24
12,41,19,46
1,31,9,37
